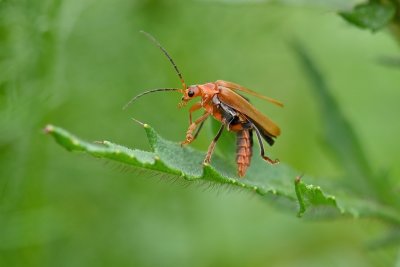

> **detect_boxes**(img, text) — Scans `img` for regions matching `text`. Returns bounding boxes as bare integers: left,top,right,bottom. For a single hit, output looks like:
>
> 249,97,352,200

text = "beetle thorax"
182,82,218,104
197,83,219,96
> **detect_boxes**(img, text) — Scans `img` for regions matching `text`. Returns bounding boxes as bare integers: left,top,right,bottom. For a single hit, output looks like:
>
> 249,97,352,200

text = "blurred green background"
1,0,400,266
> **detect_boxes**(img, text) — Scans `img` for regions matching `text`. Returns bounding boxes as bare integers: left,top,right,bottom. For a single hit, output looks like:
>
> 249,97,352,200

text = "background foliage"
1,0,400,266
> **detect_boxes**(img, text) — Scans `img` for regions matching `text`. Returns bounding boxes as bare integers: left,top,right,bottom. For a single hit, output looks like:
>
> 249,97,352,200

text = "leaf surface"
44,124,400,223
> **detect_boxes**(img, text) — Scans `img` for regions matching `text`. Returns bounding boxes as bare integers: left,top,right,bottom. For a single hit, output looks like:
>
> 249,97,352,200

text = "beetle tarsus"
180,136,193,146
180,123,197,145
203,149,213,164
262,156,280,165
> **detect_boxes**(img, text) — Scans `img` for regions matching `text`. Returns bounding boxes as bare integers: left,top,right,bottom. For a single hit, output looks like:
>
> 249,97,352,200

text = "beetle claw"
180,136,193,146
182,134,194,145
180,140,187,146
203,157,211,164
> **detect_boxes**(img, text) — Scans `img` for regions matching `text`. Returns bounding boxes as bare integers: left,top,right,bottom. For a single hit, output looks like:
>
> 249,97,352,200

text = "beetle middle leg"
192,120,205,140
203,124,224,164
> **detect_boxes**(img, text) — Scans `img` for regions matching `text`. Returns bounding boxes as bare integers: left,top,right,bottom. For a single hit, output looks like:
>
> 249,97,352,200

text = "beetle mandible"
125,31,283,177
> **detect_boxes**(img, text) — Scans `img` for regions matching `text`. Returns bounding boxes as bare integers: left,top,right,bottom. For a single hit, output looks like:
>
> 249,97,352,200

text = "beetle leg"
203,124,224,164
253,126,279,164
192,120,206,140
181,112,211,146
225,117,236,131
188,102,203,125
181,103,206,144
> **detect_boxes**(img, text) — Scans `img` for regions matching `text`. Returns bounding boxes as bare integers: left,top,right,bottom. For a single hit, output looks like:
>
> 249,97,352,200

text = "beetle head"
179,85,201,107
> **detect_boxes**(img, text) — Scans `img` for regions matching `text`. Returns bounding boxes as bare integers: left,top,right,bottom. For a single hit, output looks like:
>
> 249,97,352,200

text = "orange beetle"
125,32,283,177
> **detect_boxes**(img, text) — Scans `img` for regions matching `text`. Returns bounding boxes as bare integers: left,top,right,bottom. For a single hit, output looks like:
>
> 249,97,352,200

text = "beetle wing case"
217,86,281,138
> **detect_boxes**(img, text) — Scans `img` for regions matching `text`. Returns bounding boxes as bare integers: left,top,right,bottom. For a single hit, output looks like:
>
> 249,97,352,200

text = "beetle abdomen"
236,129,253,177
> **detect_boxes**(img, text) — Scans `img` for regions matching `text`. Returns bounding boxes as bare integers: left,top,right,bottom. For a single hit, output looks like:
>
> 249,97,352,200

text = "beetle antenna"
123,88,181,110
140,31,187,90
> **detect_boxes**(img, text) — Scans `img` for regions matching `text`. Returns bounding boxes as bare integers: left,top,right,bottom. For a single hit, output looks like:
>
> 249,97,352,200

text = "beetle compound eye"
188,90,195,97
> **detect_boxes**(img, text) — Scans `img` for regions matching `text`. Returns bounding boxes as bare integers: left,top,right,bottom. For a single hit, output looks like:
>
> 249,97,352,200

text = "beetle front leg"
188,102,202,125
181,112,211,146
181,103,205,145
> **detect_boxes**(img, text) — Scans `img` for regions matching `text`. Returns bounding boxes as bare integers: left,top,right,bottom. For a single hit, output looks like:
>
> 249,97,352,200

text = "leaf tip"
295,173,304,184
131,117,147,128
43,124,54,134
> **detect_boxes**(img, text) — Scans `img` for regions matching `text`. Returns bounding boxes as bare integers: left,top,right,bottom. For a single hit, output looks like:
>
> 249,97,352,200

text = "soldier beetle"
125,31,283,177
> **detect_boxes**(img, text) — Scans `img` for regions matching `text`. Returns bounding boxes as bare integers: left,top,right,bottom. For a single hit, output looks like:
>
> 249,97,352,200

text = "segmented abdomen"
236,129,253,177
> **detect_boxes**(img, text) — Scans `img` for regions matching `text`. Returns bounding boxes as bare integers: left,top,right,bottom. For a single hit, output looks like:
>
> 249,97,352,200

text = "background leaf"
339,2,396,32
291,41,399,210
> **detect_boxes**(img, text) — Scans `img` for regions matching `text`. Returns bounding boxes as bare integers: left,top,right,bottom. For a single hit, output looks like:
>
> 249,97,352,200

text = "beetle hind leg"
253,126,279,165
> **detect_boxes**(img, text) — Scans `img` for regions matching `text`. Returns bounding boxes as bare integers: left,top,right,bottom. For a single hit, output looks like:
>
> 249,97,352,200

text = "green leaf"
200,0,360,10
339,2,396,32
291,41,372,183
291,41,400,211
44,124,400,224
